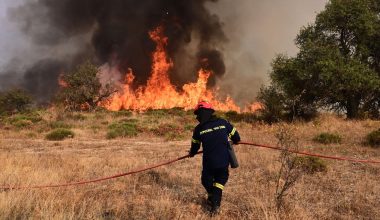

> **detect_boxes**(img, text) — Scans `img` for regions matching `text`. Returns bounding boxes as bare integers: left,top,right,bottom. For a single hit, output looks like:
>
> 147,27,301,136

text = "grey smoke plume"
0,0,227,102
208,0,327,105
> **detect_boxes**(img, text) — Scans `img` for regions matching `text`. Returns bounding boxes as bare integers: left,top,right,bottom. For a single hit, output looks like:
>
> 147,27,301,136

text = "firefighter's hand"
188,150,196,157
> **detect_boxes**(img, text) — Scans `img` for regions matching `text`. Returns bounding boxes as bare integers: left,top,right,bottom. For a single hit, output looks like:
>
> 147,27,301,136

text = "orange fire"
102,26,260,112
58,73,68,88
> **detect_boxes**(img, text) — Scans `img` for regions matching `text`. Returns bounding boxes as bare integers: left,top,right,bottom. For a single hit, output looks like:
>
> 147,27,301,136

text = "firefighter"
189,101,241,215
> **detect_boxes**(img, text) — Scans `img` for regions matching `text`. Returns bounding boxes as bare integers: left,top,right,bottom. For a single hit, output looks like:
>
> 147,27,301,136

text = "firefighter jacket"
190,117,241,169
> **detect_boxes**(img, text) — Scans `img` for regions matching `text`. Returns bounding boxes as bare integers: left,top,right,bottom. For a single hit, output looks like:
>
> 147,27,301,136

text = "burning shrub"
107,121,138,139
0,89,33,115
46,128,74,141
366,129,380,148
55,61,114,111
313,132,342,144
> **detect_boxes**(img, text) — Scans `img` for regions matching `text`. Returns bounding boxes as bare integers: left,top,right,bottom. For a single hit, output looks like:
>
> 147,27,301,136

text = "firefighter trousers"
201,167,229,207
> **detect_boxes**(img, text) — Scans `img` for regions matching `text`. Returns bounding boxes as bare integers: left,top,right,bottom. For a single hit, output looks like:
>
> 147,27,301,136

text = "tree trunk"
346,95,361,119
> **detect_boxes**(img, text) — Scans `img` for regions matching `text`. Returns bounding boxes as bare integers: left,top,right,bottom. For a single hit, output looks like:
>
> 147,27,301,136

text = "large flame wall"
102,26,259,112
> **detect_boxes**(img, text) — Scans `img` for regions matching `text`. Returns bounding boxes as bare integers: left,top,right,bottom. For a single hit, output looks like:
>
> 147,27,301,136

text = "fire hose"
1,141,380,191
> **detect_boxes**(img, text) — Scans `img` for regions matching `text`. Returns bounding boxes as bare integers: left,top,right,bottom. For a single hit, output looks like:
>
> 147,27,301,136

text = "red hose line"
239,142,380,164
0,151,203,191
1,141,379,191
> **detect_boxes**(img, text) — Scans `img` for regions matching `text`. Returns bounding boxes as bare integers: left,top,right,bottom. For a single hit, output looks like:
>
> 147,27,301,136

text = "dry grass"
0,111,379,219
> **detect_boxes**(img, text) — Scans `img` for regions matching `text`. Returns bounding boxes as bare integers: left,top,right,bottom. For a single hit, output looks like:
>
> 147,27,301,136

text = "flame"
102,26,258,112
58,73,68,88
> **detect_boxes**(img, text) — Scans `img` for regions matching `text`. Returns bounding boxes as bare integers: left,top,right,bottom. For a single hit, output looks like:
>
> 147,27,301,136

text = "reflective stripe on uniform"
228,127,237,139
200,126,227,135
213,182,224,190
192,138,201,144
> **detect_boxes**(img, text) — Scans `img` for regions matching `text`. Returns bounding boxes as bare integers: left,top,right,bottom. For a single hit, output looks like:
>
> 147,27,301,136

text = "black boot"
206,193,213,206
210,204,220,216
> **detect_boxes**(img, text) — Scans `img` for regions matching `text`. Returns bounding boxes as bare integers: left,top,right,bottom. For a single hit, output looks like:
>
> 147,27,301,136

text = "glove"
188,150,196,157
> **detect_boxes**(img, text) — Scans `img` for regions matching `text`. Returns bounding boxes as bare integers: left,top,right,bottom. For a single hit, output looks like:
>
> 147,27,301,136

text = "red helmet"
194,101,214,114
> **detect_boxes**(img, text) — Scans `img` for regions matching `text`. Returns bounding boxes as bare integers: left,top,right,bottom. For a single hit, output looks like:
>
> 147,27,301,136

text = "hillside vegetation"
0,109,379,219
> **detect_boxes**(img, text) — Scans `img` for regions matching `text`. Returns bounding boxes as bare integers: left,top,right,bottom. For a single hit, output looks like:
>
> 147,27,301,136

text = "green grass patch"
293,156,327,174
184,124,194,131
5,112,43,128
151,123,185,140
66,113,87,121
166,107,187,116
7,112,43,124
144,109,168,118
49,121,72,129
46,129,75,141
119,118,139,124
313,132,342,144
107,121,138,139
144,108,187,117
90,125,102,133
12,119,33,128
366,129,380,148
111,110,133,118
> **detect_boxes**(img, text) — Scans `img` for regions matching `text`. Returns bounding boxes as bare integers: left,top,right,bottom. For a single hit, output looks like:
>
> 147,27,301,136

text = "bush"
313,132,342,144
256,86,285,124
46,129,75,141
49,121,72,129
12,119,33,128
151,123,185,140
224,111,258,123
366,129,380,148
55,61,114,111
0,89,32,114
107,122,138,139
6,112,43,128
293,156,327,174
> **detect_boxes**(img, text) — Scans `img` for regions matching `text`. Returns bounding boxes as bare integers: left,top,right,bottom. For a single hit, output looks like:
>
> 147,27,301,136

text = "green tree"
263,0,380,119
0,89,32,114
56,61,113,111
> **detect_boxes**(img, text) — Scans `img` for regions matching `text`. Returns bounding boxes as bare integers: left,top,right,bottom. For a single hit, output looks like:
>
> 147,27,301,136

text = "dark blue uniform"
190,117,240,208
190,118,240,168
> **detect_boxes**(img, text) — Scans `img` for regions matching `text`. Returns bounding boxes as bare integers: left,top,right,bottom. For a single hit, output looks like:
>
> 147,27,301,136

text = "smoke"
208,0,327,105
0,0,226,102
0,0,327,104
